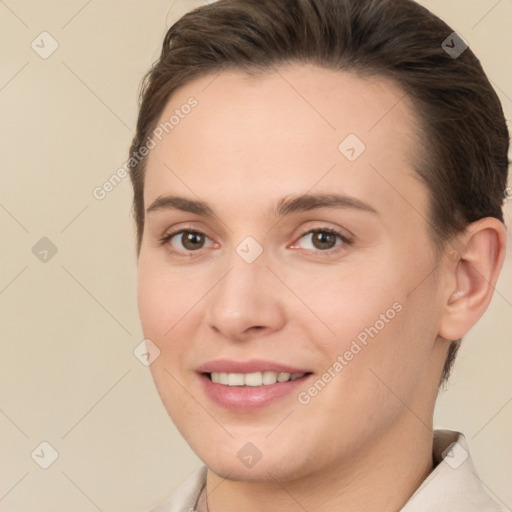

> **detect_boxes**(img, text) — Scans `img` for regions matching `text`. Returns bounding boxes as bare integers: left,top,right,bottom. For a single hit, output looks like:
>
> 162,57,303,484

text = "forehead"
144,64,427,222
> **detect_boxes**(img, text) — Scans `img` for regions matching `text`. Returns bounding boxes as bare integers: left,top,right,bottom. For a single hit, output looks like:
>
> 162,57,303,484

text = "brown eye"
290,228,348,253
164,230,213,252
180,231,205,250
311,231,338,250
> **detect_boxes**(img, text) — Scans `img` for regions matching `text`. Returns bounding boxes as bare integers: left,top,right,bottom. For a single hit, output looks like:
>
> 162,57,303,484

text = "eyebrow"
146,193,378,217
273,193,378,216
146,196,214,216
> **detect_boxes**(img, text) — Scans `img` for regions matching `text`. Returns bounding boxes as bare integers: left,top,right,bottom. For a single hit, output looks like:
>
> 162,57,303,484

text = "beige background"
0,0,511,510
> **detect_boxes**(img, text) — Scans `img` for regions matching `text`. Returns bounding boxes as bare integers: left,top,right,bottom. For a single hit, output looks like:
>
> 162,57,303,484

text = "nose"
204,257,287,342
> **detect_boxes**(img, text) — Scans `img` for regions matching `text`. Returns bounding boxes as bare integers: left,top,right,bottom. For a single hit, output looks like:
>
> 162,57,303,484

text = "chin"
204,457,299,483
190,436,312,483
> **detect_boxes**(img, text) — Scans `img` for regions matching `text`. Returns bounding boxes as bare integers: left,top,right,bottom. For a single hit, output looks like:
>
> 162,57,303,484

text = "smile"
208,371,306,386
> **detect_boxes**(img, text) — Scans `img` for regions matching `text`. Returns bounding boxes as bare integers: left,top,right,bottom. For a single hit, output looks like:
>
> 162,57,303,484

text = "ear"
438,217,507,341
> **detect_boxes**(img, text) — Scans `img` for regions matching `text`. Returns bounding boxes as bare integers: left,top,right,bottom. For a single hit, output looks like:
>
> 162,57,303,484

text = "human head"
130,0,510,488
128,0,509,387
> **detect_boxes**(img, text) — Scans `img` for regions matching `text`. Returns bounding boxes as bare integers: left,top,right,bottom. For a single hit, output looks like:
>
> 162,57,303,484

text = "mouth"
206,371,309,386
196,361,314,411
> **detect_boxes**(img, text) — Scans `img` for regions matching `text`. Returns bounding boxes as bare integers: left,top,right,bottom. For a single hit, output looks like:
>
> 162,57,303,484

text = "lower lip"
199,373,313,411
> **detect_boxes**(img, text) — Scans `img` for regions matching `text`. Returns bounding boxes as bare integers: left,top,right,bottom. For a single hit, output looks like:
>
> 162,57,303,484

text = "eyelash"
158,226,353,256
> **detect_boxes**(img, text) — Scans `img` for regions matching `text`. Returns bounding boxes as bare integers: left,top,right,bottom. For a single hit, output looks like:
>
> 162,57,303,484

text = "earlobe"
438,218,507,341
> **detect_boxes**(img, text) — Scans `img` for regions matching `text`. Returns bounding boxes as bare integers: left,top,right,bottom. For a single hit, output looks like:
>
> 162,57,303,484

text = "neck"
204,419,434,512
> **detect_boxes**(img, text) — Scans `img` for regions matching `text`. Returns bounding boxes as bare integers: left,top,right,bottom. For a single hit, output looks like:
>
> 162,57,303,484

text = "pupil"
313,231,335,250
183,232,204,250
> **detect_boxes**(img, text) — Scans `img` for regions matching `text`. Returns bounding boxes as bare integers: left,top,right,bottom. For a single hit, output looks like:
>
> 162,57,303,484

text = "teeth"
262,371,278,385
227,373,244,386
244,372,263,386
277,372,291,382
210,371,305,386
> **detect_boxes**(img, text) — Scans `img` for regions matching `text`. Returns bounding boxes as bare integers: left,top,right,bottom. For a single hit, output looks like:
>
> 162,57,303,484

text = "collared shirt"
146,430,509,512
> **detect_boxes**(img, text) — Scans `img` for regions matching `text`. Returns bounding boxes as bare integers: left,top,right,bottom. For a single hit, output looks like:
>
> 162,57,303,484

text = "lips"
196,359,313,410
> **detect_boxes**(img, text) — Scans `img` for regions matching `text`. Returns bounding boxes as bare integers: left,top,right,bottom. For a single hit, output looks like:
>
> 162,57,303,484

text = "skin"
136,64,506,512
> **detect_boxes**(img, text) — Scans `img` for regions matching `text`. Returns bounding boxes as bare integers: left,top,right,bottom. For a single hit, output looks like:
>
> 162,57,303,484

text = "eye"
160,229,215,252
291,228,350,252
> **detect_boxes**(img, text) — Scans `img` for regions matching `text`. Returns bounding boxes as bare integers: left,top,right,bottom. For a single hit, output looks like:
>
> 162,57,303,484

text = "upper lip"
196,359,311,374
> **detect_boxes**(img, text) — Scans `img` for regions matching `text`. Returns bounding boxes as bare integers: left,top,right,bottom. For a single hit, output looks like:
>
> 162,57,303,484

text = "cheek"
284,261,404,349
137,254,199,340
291,257,436,388
137,263,167,339
137,257,198,418
293,291,435,450
136,254,214,392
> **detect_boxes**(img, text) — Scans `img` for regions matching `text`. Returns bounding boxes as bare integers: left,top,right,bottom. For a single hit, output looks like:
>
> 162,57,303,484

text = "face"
137,64,448,481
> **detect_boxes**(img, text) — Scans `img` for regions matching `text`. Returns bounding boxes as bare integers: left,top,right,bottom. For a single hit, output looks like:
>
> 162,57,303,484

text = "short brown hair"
128,0,510,385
